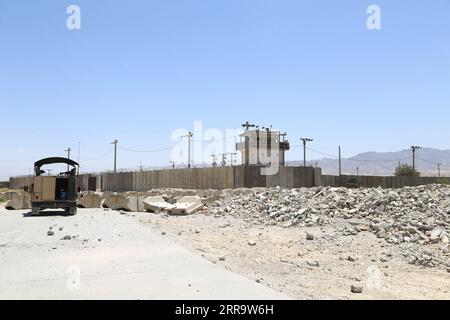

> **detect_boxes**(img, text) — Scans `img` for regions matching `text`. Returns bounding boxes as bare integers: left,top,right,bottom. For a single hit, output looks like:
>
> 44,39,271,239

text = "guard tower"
236,122,290,166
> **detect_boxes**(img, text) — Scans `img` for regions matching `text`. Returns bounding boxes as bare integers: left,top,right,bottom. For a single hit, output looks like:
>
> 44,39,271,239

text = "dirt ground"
133,210,450,300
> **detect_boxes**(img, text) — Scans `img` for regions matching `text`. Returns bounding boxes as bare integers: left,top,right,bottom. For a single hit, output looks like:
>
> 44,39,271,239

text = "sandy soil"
133,211,450,300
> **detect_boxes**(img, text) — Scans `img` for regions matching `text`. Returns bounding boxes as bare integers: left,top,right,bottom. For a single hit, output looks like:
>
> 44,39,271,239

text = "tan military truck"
31,157,79,216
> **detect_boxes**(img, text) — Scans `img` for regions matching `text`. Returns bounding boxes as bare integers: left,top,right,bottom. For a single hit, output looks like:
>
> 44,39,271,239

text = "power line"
305,146,339,159
416,156,450,168
118,145,176,153
80,149,113,161
343,156,411,163
305,146,414,163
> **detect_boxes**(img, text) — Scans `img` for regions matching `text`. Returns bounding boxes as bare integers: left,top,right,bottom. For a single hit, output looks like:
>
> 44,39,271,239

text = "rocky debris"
62,235,72,241
47,230,54,236
351,285,363,294
77,192,103,208
306,260,320,267
306,233,315,241
248,240,257,246
208,184,450,269
5,193,31,210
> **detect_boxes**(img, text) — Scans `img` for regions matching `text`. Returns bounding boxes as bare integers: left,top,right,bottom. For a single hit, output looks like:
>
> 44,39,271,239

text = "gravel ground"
134,210,450,300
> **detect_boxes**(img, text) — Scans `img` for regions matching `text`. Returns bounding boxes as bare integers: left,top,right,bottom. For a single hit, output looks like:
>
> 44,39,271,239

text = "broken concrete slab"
2,191,19,201
167,196,204,215
143,196,171,213
5,193,31,210
77,192,103,208
103,194,145,212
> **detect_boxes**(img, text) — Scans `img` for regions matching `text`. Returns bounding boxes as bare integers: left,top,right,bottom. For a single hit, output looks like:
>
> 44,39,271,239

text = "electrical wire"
80,149,113,161
118,145,176,153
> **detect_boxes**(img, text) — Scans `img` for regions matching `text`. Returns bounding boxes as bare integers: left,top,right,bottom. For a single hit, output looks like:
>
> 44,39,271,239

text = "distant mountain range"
288,148,450,177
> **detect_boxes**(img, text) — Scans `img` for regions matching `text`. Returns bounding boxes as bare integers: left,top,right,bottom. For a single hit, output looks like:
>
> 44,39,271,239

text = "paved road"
0,208,288,300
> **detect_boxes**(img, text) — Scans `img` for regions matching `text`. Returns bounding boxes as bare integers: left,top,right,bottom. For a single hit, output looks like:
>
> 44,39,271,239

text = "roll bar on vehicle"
34,157,79,176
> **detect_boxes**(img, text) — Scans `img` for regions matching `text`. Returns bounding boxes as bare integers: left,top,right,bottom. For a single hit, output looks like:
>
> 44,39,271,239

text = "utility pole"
411,146,421,174
211,154,218,168
77,141,80,175
438,163,441,178
300,138,313,167
338,146,342,186
221,154,226,167
357,167,359,176
111,140,118,173
241,121,255,131
64,147,71,171
182,132,193,168
169,161,176,169
138,161,144,172
226,152,237,166
65,147,71,159
231,152,237,166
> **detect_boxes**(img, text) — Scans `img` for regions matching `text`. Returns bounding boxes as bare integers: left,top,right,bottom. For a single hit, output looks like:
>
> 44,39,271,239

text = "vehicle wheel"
31,207,40,216
66,206,77,216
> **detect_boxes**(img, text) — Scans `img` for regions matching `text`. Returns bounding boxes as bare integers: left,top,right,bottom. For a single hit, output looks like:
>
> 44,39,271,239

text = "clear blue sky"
1,0,449,179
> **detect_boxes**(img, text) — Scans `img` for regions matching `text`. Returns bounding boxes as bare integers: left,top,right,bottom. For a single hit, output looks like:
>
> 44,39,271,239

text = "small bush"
0,195,6,203
395,164,420,177
436,179,449,185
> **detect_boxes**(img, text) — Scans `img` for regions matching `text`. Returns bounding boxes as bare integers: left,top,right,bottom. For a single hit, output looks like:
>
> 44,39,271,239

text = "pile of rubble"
209,185,450,269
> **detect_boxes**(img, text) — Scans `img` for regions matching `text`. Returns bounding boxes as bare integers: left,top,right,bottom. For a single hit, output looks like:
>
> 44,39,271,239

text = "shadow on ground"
22,210,72,218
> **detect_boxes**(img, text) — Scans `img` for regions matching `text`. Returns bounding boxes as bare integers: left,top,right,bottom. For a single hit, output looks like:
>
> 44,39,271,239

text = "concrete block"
104,194,128,210
143,196,171,213
2,191,19,201
5,193,31,210
101,191,115,200
167,196,204,215
125,195,146,212
104,194,145,211
77,192,103,208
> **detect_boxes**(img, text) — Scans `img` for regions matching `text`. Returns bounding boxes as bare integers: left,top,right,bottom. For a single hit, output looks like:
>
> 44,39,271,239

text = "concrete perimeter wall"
321,175,450,188
10,167,449,192
101,166,316,191
0,181,10,188
8,176,33,190
100,167,236,191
